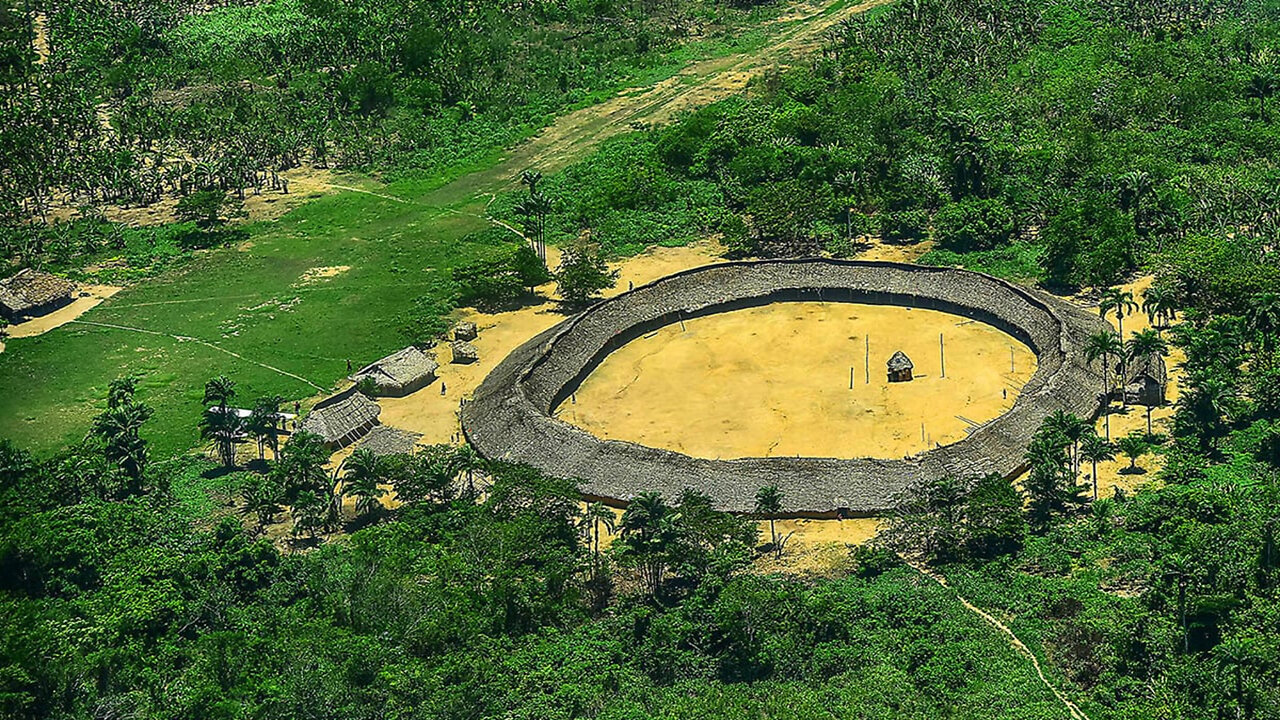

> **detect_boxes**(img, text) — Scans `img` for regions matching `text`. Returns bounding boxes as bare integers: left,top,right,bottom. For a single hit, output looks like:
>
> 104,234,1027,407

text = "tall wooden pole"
939,333,946,379
850,366,854,389
865,336,870,385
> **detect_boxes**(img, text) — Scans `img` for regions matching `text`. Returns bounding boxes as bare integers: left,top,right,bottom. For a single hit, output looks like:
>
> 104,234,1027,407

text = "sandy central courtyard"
555,302,1037,460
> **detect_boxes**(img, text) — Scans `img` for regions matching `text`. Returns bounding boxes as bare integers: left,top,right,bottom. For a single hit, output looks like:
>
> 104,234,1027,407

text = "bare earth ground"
556,302,1036,460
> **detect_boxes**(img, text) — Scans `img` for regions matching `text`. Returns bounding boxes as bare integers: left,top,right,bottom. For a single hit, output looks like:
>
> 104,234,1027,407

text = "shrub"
933,197,1015,252
879,209,929,244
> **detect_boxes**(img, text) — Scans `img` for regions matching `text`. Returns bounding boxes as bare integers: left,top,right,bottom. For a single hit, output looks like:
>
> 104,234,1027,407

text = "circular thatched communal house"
0,269,76,321
351,346,438,397
300,387,380,448
462,259,1109,516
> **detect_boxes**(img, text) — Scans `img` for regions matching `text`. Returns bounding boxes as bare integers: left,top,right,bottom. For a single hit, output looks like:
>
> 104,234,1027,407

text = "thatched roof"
354,425,422,456
451,341,479,364
300,388,380,446
0,269,75,316
887,350,913,371
1127,352,1167,386
462,259,1109,516
352,346,438,394
454,321,478,341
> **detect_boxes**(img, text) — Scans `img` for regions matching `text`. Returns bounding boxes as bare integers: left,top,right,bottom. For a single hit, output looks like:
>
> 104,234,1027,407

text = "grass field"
0,169,501,456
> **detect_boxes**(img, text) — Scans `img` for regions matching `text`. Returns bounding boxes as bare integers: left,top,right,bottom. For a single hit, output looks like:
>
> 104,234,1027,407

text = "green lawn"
0,171,504,457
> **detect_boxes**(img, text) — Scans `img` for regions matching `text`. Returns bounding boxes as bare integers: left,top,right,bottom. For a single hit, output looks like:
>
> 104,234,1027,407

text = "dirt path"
429,0,891,204
906,560,1090,720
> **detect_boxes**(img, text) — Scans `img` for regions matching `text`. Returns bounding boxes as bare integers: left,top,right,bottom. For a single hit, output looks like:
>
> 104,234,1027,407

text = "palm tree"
754,484,785,558
343,448,388,520
1177,376,1238,452
1245,292,1280,352
1085,330,1124,409
1126,328,1169,433
1214,636,1260,719
452,444,483,499
1142,285,1177,330
579,501,617,556
92,401,153,492
1118,169,1153,236
1100,288,1139,337
620,491,675,595
247,395,285,460
242,476,283,532
1116,432,1149,473
203,375,236,413
1246,72,1276,122
1046,411,1087,475
1163,553,1195,654
1079,431,1115,501
200,407,244,467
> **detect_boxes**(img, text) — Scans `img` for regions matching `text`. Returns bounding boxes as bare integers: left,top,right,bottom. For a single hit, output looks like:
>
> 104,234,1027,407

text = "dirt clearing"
556,302,1037,460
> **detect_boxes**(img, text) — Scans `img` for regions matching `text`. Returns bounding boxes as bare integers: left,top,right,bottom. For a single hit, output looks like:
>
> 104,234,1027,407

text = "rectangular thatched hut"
1124,352,1167,407
299,387,380,448
350,346,438,397
0,269,76,321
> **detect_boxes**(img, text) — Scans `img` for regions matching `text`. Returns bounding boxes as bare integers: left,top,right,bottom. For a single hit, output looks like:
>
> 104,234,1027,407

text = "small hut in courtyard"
0,269,76,321
887,351,914,382
1124,352,1167,406
299,387,380,448
451,340,479,364
454,321,478,341
350,346,438,397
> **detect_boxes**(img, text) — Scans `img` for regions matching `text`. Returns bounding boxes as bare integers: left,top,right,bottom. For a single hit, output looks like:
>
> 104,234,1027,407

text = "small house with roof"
299,387,381,448
1124,352,1167,407
351,346,438,397
887,351,914,383
0,269,76,321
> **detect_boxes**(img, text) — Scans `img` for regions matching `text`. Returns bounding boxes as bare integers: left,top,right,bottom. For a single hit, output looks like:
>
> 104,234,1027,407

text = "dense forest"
0,0,776,277
5,0,1280,716
485,0,1280,300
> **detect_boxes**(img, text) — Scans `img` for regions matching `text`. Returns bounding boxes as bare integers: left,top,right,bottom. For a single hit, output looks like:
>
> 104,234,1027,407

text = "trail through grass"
0,0,890,456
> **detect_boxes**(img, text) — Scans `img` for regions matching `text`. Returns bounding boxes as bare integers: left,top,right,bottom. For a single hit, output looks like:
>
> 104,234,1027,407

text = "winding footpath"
905,559,1090,720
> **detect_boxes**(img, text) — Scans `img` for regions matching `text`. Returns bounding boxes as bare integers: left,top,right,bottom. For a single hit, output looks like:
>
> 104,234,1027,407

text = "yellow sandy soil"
0,284,121,353
376,241,730,445
556,302,1036,459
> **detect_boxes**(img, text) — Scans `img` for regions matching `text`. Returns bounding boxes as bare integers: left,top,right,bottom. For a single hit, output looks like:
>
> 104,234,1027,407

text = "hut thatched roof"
352,346,438,392
300,388,380,446
354,425,422,456
887,350,913,372
0,269,76,317
451,341,479,364
1127,352,1167,385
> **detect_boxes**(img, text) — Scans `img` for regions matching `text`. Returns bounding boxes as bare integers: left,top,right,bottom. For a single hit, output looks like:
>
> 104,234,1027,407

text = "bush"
879,209,930,244
555,236,618,306
932,198,1015,252
453,244,551,309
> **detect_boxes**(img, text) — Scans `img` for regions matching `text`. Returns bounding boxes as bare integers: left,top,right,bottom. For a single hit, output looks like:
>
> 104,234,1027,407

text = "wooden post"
939,333,946,379
850,366,854,389
865,336,870,385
